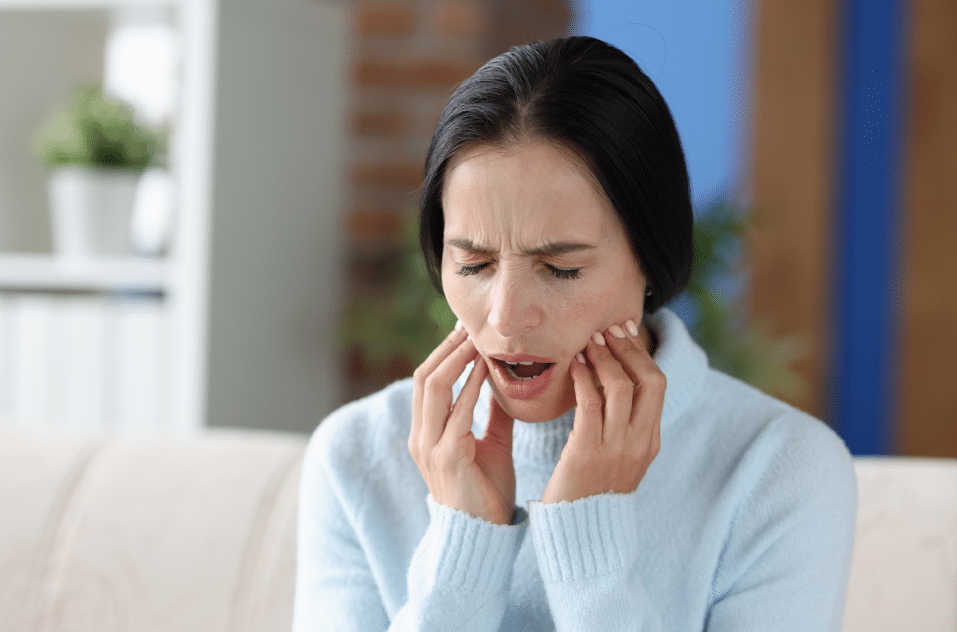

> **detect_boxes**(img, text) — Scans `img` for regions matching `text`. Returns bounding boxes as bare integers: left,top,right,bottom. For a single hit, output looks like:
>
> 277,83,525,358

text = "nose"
486,270,541,337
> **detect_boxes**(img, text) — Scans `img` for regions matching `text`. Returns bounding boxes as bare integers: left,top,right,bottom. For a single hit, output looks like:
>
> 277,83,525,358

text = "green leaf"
33,85,167,170
685,196,807,401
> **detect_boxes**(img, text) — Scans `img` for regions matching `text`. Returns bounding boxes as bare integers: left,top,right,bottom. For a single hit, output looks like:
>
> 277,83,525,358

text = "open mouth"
497,359,554,381
487,355,557,401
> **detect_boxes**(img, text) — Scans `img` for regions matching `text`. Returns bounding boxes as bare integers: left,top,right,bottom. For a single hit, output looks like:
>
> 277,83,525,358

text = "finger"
482,394,515,451
603,321,657,386
587,332,635,446
419,336,478,447
630,366,665,440
608,321,666,434
446,357,489,440
569,350,603,447
412,327,469,438
413,326,468,402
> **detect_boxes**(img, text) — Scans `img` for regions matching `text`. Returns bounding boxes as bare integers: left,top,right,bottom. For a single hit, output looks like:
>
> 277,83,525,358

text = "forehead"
441,140,618,246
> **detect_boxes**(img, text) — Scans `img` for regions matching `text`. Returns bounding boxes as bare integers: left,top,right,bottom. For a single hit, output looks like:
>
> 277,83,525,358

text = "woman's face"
441,140,648,423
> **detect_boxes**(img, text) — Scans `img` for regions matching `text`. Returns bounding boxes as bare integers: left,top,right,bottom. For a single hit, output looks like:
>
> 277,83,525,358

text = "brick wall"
343,0,572,403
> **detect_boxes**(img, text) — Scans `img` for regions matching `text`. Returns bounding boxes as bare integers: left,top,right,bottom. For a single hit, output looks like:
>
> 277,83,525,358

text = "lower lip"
489,359,556,400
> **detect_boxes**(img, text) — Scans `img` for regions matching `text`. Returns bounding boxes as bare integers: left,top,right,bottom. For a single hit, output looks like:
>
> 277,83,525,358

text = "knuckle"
649,369,667,390
412,364,428,385
434,445,462,475
605,379,633,402
640,368,666,392
579,394,603,416
423,372,445,393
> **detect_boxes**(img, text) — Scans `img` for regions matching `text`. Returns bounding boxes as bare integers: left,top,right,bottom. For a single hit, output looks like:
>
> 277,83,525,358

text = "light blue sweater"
294,309,857,631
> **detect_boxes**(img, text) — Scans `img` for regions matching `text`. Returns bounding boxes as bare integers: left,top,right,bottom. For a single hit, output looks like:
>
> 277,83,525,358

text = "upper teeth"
509,361,536,366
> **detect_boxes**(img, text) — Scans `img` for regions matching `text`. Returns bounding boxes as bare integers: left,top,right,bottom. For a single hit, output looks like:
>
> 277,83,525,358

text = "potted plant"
33,85,167,258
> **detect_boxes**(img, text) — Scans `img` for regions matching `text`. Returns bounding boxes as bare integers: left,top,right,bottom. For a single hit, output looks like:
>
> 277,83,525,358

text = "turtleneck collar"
458,308,708,467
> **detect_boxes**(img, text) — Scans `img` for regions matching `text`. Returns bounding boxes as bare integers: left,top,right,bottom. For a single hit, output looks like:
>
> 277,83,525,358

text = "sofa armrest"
843,457,957,632
0,427,306,632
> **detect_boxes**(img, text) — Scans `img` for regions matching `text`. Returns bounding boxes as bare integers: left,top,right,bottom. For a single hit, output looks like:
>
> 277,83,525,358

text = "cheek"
553,276,643,346
442,268,477,323
553,289,605,347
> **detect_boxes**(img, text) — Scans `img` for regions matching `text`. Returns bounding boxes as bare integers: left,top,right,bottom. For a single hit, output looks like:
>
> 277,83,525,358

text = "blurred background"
0,0,953,457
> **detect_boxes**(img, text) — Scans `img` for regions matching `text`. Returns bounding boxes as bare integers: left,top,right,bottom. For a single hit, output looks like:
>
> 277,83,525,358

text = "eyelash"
456,263,582,281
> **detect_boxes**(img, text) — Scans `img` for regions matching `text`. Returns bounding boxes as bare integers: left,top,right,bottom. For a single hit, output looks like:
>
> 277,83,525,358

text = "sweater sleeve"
390,497,527,630
292,410,527,632
529,417,857,632
529,492,664,632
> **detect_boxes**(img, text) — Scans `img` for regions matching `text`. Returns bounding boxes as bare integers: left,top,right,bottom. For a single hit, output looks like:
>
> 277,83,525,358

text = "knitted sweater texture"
293,309,857,631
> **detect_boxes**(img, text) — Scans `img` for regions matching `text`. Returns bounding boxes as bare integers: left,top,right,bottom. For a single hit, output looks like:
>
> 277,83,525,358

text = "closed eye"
546,265,582,280
456,263,489,277
456,262,582,280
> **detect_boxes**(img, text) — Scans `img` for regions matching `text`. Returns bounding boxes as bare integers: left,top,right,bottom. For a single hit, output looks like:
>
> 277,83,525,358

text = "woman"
294,36,856,631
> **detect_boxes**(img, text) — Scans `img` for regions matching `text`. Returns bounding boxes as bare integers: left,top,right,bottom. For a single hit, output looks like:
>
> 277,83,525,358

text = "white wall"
201,0,348,434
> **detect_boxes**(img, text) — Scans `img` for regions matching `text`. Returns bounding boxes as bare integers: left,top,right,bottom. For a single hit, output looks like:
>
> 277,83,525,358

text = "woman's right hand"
409,326,516,525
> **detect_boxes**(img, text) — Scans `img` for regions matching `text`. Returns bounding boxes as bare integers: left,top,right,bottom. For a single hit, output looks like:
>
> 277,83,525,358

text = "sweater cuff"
528,491,640,583
415,495,527,595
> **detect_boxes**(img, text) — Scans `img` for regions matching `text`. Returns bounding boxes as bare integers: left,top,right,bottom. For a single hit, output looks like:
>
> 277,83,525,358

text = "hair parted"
419,35,693,313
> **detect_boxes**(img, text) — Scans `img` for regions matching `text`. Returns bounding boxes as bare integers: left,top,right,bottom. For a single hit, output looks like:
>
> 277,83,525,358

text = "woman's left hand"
541,320,665,503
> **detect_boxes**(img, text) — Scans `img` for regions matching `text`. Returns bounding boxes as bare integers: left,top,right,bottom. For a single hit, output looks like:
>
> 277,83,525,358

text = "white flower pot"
48,166,140,258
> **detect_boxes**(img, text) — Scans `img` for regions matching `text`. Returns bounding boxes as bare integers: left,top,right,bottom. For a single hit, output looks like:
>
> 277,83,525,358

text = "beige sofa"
1,427,955,632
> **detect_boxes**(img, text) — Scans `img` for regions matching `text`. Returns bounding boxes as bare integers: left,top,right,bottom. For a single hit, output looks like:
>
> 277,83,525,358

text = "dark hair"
419,35,693,313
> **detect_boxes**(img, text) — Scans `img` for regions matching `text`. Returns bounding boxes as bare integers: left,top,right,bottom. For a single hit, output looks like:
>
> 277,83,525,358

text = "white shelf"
0,253,168,293
1,0,347,434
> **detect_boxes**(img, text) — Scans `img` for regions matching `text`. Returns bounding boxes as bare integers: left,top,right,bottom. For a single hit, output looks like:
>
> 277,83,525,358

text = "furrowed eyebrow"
523,242,596,257
445,238,595,257
445,238,496,255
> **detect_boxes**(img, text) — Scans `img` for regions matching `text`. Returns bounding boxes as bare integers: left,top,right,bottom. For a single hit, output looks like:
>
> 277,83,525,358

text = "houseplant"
681,197,807,399
33,85,167,258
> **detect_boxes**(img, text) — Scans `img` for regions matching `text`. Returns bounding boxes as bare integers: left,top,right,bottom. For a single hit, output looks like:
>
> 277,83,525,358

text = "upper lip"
489,353,554,364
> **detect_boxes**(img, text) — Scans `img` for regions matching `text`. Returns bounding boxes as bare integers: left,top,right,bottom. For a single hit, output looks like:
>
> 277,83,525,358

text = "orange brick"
407,59,478,86
353,111,412,137
352,162,424,189
356,3,416,36
348,207,404,239
355,61,404,85
355,59,478,88
434,1,487,37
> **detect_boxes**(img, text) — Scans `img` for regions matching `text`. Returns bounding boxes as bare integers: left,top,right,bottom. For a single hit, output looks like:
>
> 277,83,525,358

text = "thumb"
482,394,515,450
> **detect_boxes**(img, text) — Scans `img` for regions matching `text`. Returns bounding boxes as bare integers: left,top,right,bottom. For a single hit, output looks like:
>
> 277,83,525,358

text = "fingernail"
454,319,463,331
576,352,586,364
608,324,626,339
591,331,606,346
625,320,639,337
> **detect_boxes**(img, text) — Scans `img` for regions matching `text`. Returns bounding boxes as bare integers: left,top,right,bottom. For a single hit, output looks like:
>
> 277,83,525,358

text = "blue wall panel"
828,0,908,454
